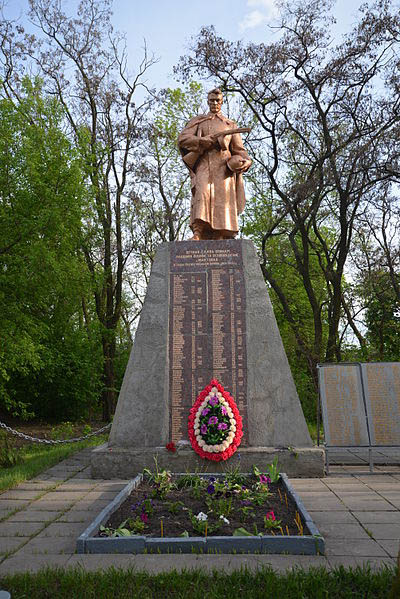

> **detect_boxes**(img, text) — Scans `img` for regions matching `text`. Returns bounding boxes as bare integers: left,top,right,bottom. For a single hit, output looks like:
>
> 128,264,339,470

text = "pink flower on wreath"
266,510,275,521
218,422,228,431
208,416,218,426
221,406,228,416
209,395,219,407
200,424,208,435
202,407,210,417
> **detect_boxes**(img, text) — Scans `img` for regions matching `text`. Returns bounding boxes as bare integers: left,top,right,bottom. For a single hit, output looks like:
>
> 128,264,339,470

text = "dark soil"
100,476,311,538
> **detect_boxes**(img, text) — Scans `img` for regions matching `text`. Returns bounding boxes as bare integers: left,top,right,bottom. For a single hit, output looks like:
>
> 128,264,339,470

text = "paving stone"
363,484,400,492
351,510,400,524
68,500,111,512
356,475,398,483
322,476,360,484
32,475,64,483
382,494,400,509
16,537,76,554
327,556,359,568
55,482,97,492
353,557,397,570
0,500,31,511
6,510,61,523
57,510,94,523
289,481,330,491
79,490,123,501
376,540,400,558
93,481,130,491
39,491,87,502
299,498,346,511
307,511,358,525
0,554,70,574
323,483,369,492
360,523,400,540
13,482,57,491
290,492,332,499
66,554,161,572
340,499,397,511
0,490,43,501
0,522,44,537
35,523,85,538
31,499,73,511
0,538,26,555
0,509,13,521
335,491,381,499
66,553,328,573
325,539,388,557
316,522,371,539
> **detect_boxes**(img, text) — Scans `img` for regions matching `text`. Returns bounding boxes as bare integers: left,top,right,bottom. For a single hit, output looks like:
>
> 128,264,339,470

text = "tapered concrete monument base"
91,443,324,478
91,240,324,478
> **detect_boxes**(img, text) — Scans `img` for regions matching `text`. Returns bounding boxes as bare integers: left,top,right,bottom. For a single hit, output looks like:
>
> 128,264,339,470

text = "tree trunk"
101,332,116,421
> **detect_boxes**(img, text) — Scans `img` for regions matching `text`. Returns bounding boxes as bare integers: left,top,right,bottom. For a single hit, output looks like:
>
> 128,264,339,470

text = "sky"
4,0,368,91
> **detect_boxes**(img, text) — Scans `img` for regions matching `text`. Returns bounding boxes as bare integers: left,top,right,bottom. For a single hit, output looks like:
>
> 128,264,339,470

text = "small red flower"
166,442,176,453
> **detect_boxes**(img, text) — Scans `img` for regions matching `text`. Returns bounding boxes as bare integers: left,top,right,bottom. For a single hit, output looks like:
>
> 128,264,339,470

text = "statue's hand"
198,135,215,150
227,156,252,173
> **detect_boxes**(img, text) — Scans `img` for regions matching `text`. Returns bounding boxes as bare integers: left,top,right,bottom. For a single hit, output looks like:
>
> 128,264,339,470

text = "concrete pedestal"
92,240,324,477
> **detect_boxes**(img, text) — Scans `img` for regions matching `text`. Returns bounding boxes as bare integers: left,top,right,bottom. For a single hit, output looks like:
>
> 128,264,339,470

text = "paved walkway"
0,449,399,574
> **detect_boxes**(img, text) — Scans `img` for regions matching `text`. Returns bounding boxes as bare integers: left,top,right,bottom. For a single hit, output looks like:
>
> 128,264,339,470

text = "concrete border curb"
77,473,325,555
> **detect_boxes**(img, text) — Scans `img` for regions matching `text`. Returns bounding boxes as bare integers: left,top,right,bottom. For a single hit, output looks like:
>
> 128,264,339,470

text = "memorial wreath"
188,379,243,461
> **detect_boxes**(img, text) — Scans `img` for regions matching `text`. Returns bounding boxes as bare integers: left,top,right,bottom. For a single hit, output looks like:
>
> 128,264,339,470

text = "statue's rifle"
182,127,251,170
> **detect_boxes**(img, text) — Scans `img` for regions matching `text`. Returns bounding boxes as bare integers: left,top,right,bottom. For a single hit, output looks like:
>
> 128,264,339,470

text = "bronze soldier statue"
178,89,252,240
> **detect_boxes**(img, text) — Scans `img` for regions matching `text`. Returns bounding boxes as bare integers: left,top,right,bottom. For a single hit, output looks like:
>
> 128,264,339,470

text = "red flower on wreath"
165,442,176,453
188,379,243,462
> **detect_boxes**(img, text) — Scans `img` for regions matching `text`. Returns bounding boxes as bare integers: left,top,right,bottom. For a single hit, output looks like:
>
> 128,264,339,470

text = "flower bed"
77,467,324,555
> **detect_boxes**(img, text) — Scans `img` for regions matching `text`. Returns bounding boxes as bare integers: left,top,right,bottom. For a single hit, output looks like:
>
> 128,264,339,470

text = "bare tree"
176,0,400,385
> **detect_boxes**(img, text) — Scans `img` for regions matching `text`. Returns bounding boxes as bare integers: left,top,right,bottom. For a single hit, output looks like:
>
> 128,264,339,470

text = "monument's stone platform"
92,444,324,478
92,240,324,477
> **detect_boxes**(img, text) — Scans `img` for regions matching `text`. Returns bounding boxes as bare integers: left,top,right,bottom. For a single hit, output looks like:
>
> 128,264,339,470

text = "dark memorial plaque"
169,241,247,444
318,364,369,447
361,363,400,446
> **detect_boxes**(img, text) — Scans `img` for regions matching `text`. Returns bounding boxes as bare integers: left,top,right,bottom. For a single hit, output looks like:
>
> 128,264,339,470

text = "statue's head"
207,88,223,113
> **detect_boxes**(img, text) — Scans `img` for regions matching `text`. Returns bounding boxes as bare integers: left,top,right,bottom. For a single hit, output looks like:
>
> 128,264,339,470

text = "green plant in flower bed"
253,461,280,484
99,517,146,537
205,494,233,517
165,500,184,515
99,460,309,539
238,505,255,521
224,464,248,486
143,458,174,499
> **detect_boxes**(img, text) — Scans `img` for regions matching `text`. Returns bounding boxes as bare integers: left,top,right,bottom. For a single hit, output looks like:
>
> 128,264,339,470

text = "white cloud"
239,0,279,31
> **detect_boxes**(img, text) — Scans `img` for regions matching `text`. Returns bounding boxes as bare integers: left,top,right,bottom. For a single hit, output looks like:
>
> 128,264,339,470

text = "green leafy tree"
0,79,102,420
0,0,158,420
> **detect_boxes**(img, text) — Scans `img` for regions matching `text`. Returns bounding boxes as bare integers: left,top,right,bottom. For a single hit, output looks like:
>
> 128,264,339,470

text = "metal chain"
0,421,111,444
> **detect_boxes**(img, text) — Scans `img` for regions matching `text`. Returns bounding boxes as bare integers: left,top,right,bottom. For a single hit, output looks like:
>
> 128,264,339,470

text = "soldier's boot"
190,221,203,240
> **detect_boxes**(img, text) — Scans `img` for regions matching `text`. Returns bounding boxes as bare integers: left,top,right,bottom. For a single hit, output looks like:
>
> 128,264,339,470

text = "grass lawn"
0,434,108,494
0,564,398,598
